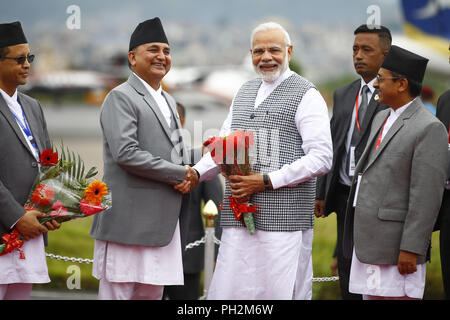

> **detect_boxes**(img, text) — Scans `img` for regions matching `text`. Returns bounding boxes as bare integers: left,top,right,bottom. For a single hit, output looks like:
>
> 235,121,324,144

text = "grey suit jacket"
0,92,51,234
90,73,191,247
343,98,448,265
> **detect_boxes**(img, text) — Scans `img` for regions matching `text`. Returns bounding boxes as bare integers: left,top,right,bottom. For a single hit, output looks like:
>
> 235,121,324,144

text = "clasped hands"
173,169,268,197
174,165,200,194
228,172,267,200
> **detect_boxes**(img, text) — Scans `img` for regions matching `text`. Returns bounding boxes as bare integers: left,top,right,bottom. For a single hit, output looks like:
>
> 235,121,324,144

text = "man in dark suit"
435,44,450,299
315,24,392,300
0,21,59,300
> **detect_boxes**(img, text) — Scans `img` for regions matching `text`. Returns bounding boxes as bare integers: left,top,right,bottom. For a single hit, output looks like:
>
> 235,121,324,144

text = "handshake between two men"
173,165,200,194
173,166,273,198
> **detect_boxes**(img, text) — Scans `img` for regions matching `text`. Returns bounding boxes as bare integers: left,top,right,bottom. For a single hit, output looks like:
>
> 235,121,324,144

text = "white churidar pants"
207,227,314,300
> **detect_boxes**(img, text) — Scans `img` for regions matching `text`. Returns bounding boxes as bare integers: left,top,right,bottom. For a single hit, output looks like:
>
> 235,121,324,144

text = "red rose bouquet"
203,130,259,234
0,144,111,258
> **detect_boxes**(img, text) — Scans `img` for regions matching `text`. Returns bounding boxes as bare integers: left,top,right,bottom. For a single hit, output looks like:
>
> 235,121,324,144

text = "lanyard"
10,102,39,155
374,117,389,152
355,88,362,132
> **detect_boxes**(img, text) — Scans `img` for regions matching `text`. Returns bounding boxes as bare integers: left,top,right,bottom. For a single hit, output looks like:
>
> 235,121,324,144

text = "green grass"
34,216,98,292
34,213,445,299
312,215,341,300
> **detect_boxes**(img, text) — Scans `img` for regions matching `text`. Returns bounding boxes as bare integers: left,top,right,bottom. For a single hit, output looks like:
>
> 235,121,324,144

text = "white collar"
360,77,376,94
133,72,163,97
0,88,18,105
390,97,416,116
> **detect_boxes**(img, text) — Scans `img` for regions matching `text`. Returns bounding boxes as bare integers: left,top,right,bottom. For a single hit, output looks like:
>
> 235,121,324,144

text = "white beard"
254,52,289,83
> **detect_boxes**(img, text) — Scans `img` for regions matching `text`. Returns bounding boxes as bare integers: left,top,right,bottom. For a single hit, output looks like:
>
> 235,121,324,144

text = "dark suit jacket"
0,92,51,234
316,79,387,216
435,89,450,231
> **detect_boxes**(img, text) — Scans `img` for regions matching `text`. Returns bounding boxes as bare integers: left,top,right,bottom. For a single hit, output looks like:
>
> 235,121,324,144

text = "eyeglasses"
376,74,401,82
0,54,35,65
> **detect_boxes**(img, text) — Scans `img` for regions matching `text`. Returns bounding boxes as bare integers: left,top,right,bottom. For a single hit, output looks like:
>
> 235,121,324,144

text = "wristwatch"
263,174,272,191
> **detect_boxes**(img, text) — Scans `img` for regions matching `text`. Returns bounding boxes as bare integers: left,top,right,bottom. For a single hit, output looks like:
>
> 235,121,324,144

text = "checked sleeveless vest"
220,73,317,231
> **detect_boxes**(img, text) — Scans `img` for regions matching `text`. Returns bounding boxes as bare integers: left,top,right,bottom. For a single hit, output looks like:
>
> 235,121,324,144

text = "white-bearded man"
193,22,333,300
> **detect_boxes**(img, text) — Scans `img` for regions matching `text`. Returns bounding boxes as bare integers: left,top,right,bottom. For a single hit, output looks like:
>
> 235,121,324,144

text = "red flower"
0,230,25,258
203,131,255,167
79,199,104,216
203,136,217,148
30,184,55,207
49,201,68,217
24,204,37,211
39,149,58,166
226,130,254,150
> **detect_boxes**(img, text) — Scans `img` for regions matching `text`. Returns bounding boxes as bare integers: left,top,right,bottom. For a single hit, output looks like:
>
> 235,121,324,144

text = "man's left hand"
398,250,418,275
229,173,266,200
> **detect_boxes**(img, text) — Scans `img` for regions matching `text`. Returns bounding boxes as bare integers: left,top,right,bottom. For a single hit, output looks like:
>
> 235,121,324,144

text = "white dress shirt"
0,88,39,161
338,78,376,186
194,68,333,188
134,73,173,128
380,98,416,142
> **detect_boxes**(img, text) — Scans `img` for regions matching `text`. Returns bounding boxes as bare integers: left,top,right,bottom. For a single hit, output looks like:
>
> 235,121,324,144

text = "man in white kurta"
344,45,447,300
0,89,51,299
193,22,332,300
91,73,184,300
0,21,60,300
349,99,426,300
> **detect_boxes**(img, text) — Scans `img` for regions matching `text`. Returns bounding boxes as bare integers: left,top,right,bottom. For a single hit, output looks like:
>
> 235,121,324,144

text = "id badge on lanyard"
349,146,356,177
11,104,39,161
348,88,361,178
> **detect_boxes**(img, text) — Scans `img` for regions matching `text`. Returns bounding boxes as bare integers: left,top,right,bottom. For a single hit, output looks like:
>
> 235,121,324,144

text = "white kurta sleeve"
193,102,234,181
268,88,333,189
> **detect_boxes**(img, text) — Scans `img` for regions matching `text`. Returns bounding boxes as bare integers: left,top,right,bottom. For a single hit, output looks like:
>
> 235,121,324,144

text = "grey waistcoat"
220,73,317,232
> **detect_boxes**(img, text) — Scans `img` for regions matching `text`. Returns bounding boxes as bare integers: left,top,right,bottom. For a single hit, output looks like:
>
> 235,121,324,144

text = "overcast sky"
1,0,403,31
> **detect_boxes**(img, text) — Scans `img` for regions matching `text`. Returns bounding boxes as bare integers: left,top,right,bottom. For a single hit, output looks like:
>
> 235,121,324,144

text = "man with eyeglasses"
0,21,60,300
343,45,448,300
193,22,332,299
315,24,391,300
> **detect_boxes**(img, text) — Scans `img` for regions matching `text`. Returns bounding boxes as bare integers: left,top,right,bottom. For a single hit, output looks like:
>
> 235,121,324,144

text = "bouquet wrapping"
203,130,259,234
0,144,111,258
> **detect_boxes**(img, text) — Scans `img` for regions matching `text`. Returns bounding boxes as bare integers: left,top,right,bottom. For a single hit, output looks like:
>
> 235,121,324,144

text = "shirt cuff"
268,171,283,190
193,152,221,182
